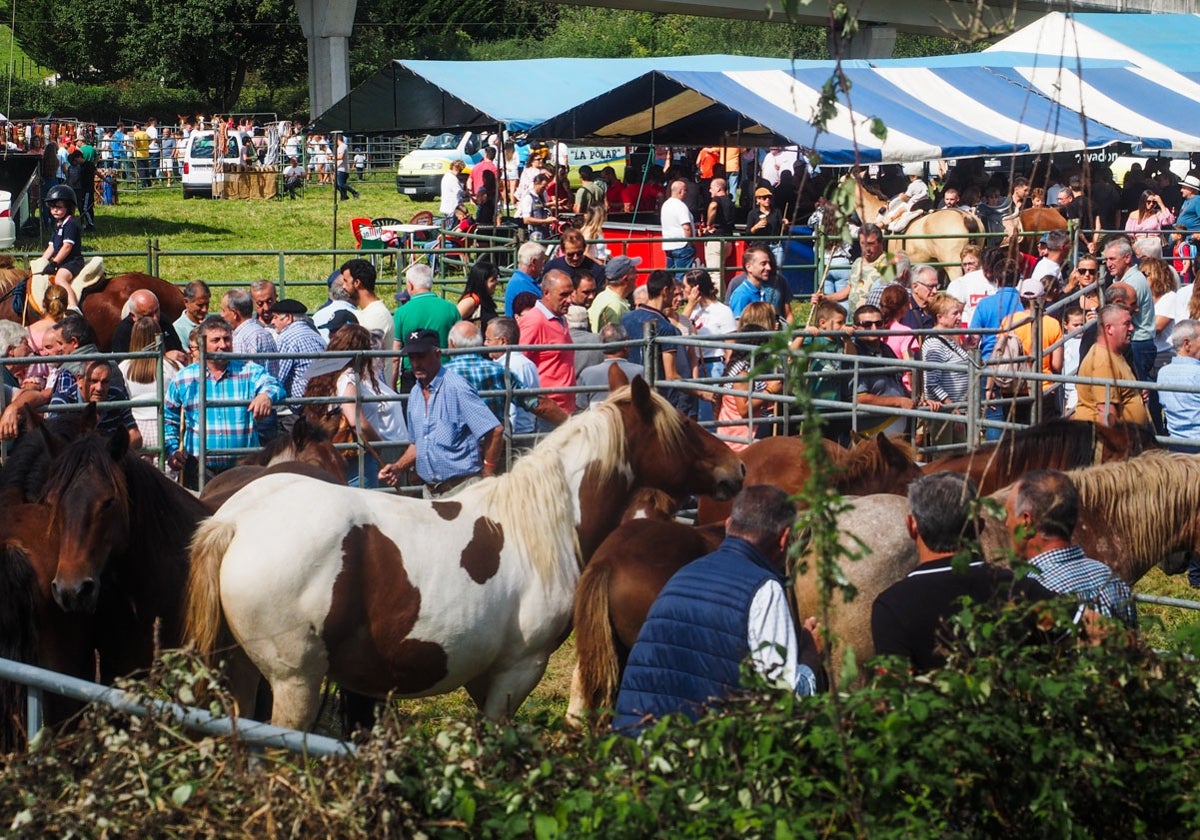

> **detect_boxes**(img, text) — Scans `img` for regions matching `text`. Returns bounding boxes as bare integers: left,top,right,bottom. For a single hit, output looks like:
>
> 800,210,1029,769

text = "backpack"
988,330,1030,395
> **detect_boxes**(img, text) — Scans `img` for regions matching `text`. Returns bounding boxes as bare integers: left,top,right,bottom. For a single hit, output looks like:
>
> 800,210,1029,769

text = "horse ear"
27,406,65,458
291,413,310,447
607,361,630,393
107,425,129,461
629,375,654,420
876,433,907,468
80,401,99,433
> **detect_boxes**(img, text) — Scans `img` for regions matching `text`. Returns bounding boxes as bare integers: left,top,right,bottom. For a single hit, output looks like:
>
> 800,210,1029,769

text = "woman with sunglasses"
1061,254,1100,299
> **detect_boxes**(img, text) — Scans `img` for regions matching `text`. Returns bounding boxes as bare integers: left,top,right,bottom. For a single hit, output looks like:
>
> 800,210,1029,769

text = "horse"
0,271,185,351
921,419,1159,495
1016,207,1068,255
842,174,981,280
198,415,349,510
695,433,923,525
40,424,209,681
798,451,1200,678
183,375,746,729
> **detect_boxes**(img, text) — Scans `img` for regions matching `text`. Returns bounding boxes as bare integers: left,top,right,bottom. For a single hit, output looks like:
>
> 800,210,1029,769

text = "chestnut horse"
198,415,349,510
922,419,1159,495
696,433,923,525
1016,208,1068,255
184,376,745,729
0,271,185,351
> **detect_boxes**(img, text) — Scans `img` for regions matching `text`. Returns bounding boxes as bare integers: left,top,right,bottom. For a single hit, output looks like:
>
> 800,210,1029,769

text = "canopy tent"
311,55,807,133
526,64,1158,165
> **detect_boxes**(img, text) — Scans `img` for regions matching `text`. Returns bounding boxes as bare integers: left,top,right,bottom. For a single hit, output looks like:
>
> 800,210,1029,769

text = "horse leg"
267,672,324,730
469,657,549,721
565,663,587,728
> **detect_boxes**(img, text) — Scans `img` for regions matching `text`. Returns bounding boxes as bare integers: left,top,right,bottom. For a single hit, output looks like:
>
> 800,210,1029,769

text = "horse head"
610,373,744,503
43,425,132,614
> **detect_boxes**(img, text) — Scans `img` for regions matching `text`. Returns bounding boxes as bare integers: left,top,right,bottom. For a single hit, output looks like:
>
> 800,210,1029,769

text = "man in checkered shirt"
1006,469,1137,629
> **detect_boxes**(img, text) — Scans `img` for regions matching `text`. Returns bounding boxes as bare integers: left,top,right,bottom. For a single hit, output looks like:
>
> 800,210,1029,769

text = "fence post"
641,319,660,387
146,238,155,275
278,252,287,298
967,344,981,450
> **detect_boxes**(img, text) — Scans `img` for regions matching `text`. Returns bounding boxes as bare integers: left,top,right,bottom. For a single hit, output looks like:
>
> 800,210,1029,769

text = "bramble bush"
2,602,1198,838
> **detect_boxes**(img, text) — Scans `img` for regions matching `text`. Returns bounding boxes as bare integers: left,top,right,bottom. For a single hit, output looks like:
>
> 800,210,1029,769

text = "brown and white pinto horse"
184,375,745,729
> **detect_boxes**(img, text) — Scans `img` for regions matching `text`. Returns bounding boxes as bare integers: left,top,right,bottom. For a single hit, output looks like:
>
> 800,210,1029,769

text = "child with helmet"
882,162,932,233
39,184,83,308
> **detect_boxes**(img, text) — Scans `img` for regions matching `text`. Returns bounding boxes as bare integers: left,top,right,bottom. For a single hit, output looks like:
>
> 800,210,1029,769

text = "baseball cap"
605,255,642,281
400,328,439,355
1018,278,1045,300
754,187,772,198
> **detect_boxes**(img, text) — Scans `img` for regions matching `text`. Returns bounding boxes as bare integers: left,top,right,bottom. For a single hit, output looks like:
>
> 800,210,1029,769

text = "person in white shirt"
660,179,696,274
946,244,995,328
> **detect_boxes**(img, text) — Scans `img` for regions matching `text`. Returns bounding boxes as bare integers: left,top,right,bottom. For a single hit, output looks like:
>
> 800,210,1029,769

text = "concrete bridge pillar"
829,23,897,60
296,0,358,122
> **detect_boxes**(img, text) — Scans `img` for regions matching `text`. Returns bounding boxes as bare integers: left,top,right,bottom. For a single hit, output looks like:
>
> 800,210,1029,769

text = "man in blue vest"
612,485,822,734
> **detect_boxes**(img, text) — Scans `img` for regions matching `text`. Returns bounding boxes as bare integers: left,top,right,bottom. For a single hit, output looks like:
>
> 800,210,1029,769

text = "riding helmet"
44,184,77,208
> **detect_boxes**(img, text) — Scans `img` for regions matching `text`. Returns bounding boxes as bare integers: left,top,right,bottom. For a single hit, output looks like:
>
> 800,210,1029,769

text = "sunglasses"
856,320,883,328
1077,268,1098,275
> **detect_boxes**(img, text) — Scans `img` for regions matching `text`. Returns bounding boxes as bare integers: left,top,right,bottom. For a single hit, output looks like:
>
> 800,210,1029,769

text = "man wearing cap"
589,255,639,332
995,277,1064,421
1177,174,1200,241
268,299,327,430
165,315,284,489
378,328,503,498
312,269,358,342
660,179,696,274
1030,229,1069,294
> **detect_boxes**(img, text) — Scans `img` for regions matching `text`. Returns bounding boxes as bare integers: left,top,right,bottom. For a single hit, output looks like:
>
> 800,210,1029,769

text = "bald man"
110,288,187,362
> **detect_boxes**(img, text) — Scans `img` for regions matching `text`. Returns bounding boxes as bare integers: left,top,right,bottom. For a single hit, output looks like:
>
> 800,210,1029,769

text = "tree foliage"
7,0,306,109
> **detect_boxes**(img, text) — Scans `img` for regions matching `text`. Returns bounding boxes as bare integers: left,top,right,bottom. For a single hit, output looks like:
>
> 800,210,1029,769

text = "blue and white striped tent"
527,63,1159,164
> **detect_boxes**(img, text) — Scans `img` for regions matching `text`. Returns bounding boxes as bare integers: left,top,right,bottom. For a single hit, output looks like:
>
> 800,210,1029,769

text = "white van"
395,131,485,199
181,130,243,199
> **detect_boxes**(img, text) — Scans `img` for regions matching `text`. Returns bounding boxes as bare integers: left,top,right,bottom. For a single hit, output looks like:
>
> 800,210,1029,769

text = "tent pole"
332,130,340,273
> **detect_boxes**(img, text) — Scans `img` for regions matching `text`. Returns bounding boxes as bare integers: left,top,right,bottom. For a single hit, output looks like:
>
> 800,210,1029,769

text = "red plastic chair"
350,217,373,248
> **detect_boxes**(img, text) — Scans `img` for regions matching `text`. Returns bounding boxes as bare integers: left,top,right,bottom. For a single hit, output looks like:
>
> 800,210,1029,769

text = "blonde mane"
1070,452,1200,567
474,384,688,586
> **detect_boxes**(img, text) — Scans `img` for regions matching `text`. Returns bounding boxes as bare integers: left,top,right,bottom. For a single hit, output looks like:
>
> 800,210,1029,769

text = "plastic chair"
350,217,373,248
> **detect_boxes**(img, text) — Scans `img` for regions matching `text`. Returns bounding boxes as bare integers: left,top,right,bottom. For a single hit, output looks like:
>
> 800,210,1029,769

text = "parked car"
395,131,484,200
181,131,243,199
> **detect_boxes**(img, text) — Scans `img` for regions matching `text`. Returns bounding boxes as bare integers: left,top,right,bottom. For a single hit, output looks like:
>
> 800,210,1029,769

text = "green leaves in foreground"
2,604,1199,838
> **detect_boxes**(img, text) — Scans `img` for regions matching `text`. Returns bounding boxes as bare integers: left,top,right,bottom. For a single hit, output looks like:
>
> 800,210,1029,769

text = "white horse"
184,376,744,729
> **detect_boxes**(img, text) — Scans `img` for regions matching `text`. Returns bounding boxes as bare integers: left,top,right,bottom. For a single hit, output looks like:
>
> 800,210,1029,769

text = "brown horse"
695,434,923,525
0,271,184,351
198,415,349,510
843,174,981,279
41,424,209,680
922,419,1158,495
1016,207,1068,255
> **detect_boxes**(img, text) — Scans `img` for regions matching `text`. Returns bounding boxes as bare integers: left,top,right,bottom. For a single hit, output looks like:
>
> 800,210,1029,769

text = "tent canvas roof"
312,55,806,132
527,65,1157,164
988,13,1200,74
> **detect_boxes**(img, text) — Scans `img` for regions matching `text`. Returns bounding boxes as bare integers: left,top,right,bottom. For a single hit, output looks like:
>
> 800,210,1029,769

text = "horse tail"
0,543,39,752
572,560,621,723
184,518,236,662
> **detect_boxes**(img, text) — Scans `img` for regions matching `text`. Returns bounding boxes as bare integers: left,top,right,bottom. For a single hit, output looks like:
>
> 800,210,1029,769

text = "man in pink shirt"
519,270,576,415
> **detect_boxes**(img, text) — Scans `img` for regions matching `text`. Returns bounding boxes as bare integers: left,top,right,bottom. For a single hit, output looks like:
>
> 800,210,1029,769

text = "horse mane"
943,420,1105,487
836,435,917,488
1069,452,1200,573
241,416,335,466
0,413,85,502
474,384,687,586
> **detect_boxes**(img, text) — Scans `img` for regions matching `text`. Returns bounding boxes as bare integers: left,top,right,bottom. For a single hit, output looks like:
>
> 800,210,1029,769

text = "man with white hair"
1157,319,1200,449
503,241,548,315
392,262,460,391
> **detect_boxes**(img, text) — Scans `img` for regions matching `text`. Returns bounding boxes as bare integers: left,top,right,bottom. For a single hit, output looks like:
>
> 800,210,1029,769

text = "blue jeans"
696,358,725,423
823,256,851,298
666,244,696,274
336,169,359,200
347,451,380,488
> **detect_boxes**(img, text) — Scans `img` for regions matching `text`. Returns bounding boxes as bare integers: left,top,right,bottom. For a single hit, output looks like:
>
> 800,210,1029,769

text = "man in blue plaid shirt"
165,315,284,488
1007,469,1137,629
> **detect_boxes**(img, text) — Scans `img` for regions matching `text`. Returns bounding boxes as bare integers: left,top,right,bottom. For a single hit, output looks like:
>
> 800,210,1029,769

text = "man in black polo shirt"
871,472,1053,672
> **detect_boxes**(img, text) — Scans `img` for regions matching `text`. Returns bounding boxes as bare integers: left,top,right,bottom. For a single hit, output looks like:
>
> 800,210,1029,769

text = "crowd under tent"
525,60,1160,165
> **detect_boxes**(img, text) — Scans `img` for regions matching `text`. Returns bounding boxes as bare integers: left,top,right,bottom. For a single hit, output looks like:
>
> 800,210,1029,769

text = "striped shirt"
164,360,285,470
442,351,538,425
406,367,500,484
922,335,972,403
275,321,327,399
1029,545,1138,629
232,318,279,377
